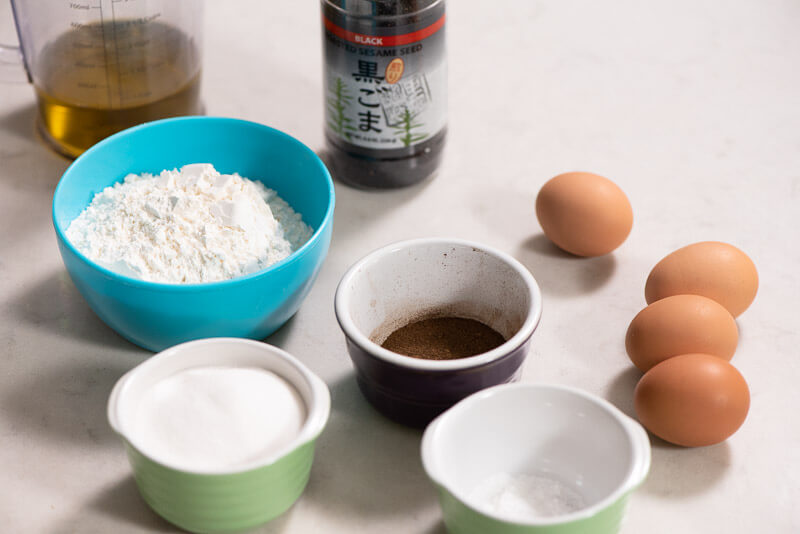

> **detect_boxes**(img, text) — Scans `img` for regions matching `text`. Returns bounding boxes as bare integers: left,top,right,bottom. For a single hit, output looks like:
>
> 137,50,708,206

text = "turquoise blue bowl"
52,117,335,352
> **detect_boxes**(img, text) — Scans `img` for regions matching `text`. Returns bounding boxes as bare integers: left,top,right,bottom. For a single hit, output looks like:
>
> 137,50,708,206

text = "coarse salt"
468,472,588,520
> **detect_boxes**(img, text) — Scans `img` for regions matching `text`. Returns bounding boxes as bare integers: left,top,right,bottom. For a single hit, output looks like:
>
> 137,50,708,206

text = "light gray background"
1,1,798,532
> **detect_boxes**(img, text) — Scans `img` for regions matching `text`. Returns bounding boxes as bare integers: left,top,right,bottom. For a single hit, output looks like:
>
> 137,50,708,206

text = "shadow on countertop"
516,233,617,297
0,102,39,143
11,270,137,349
319,147,436,245
605,366,732,498
0,102,70,167
467,185,617,296
642,439,732,499
302,372,439,521
1,349,142,449
52,477,177,534
604,365,642,420
3,271,145,449
0,105,72,287
422,522,448,534
264,313,299,349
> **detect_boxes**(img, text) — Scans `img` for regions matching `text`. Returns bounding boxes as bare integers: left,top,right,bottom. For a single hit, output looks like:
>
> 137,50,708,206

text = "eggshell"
634,353,750,447
535,172,633,257
645,241,758,317
626,294,738,372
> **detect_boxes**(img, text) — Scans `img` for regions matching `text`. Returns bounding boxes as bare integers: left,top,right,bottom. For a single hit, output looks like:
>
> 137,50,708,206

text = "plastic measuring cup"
1,0,203,158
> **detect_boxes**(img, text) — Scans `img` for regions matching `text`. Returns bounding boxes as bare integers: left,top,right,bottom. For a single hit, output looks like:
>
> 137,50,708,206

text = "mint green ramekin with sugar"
421,383,651,534
107,338,331,533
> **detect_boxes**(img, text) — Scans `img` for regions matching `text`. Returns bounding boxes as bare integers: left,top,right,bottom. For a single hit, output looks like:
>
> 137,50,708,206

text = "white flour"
65,164,313,283
133,366,306,470
468,472,587,520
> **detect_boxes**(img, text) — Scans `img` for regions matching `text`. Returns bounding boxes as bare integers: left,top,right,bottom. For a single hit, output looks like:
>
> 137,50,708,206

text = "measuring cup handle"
0,43,29,84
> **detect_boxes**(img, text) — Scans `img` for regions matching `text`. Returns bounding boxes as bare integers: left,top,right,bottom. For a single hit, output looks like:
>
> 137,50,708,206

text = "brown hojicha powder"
381,317,506,360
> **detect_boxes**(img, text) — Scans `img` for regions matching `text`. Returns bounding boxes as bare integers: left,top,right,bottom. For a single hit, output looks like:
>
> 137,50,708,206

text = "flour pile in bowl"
65,164,313,283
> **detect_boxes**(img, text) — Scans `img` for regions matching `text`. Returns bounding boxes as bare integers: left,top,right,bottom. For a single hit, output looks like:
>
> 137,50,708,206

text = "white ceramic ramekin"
421,383,651,534
107,338,330,533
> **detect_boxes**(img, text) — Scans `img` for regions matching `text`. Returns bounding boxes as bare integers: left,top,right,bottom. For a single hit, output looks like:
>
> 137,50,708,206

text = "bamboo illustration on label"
392,107,428,147
327,77,356,140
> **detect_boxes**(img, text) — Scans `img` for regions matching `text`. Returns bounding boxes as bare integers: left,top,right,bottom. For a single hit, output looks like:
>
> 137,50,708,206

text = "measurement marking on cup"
110,0,124,106
96,1,114,108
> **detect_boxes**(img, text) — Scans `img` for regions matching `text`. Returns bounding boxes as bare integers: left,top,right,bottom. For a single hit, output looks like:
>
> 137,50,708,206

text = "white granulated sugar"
468,472,588,520
133,366,307,471
65,164,313,283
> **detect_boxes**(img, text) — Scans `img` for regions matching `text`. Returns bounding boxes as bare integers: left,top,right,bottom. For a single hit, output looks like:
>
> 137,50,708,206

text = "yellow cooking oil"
34,20,202,158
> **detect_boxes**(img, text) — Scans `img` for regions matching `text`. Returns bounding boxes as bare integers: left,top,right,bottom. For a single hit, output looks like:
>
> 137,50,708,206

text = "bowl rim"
51,116,335,290
333,237,543,371
420,383,652,525
107,337,331,475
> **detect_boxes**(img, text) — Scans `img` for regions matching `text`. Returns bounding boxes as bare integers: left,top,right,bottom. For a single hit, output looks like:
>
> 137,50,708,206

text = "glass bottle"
321,0,447,189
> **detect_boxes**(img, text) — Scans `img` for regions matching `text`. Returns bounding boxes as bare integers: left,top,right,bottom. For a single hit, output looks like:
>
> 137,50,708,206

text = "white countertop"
1,1,798,532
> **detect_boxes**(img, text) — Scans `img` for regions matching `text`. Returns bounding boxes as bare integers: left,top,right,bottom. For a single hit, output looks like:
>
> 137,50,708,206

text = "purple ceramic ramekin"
334,238,543,427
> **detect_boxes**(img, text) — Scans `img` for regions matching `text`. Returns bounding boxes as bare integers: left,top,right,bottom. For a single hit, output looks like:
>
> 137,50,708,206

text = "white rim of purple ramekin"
334,238,543,372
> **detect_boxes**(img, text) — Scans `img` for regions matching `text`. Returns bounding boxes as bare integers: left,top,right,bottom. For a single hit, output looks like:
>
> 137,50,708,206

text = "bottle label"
322,12,446,150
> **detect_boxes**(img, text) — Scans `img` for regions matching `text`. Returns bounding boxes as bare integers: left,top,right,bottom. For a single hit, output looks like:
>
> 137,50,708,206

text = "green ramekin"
108,338,331,533
421,383,651,534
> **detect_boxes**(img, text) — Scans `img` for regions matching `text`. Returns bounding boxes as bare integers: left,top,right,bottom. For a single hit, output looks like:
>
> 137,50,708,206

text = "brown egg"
535,172,633,257
645,241,758,317
634,353,750,447
626,294,738,372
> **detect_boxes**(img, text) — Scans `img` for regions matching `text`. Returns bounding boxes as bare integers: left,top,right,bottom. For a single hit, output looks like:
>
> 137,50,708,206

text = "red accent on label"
323,13,445,47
